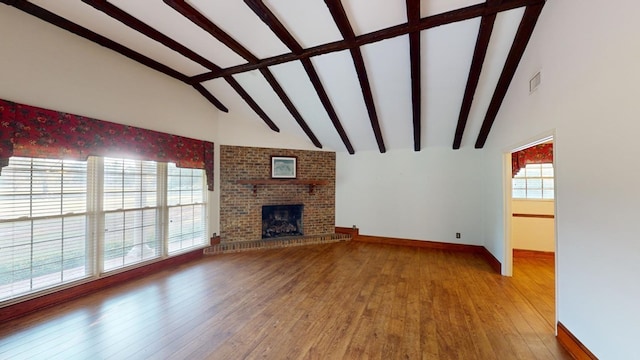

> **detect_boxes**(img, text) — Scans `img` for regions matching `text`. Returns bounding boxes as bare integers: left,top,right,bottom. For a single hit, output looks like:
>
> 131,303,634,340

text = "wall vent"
529,71,541,93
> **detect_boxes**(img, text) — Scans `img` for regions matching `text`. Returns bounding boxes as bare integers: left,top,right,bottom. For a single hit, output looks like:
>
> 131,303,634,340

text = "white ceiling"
19,0,537,153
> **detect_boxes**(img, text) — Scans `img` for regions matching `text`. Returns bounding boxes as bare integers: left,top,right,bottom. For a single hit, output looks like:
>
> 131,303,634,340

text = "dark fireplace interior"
262,204,303,239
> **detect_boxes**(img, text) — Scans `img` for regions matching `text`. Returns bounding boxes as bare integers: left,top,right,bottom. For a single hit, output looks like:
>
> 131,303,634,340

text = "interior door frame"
502,130,556,276
502,130,558,332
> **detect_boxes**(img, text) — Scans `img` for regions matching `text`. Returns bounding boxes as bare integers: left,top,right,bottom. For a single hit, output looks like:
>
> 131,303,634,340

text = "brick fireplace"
219,145,335,243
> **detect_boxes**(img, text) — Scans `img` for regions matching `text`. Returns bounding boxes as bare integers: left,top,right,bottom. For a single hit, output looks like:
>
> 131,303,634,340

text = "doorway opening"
504,134,557,329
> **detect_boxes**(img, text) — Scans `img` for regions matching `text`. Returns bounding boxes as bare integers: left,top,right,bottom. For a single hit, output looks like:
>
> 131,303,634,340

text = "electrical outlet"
456,232,461,239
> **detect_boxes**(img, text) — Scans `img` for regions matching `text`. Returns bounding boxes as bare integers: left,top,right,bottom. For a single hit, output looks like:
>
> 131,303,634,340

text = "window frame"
0,155,208,304
166,163,207,255
100,157,163,273
0,157,91,301
512,163,555,200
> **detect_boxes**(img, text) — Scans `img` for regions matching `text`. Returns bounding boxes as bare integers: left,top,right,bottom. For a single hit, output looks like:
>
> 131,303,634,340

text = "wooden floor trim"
480,246,503,274
335,226,359,238
557,322,598,359
514,248,555,260
0,249,203,323
352,233,503,274
354,234,483,253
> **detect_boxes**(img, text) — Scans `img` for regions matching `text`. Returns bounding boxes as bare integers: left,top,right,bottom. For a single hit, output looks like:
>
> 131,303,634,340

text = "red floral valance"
0,99,214,190
512,143,553,177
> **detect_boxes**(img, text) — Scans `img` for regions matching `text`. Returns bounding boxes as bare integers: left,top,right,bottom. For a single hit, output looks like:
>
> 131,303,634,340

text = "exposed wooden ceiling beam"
300,59,355,154
80,0,278,131
475,3,544,148
163,0,258,63
164,0,321,149
453,12,497,149
324,0,356,42
350,49,386,153
192,0,544,82
193,83,229,113
243,0,355,154
243,0,303,55
324,0,386,153
81,0,220,67
224,76,279,132
3,0,546,152
190,40,335,83
259,68,322,148
407,0,422,152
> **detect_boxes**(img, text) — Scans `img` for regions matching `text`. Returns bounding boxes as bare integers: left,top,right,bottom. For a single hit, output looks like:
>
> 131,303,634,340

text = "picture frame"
271,156,297,179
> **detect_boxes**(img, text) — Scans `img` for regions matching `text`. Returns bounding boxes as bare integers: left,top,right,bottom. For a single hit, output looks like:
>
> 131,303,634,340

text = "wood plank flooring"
0,241,570,359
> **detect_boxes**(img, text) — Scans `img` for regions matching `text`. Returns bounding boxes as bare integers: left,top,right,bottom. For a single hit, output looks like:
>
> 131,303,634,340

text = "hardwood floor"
512,255,557,330
0,241,570,359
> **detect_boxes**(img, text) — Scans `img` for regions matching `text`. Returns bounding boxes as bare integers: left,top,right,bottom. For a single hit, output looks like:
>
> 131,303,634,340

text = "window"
103,158,160,271
0,158,89,300
167,164,206,254
0,156,207,302
512,163,554,199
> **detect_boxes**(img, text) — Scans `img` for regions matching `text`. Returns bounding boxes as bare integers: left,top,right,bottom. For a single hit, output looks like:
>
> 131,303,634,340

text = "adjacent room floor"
0,241,570,359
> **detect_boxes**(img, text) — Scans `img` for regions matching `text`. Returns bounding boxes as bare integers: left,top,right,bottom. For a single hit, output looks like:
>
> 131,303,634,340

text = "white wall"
480,0,640,357
336,148,484,245
216,111,322,151
511,200,554,251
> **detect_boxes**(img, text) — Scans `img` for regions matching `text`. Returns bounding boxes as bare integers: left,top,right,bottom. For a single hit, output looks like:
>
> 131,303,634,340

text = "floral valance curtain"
511,143,553,177
0,98,214,190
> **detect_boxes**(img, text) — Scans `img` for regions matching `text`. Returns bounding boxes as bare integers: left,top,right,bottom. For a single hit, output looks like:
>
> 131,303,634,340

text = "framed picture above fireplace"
271,156,297,179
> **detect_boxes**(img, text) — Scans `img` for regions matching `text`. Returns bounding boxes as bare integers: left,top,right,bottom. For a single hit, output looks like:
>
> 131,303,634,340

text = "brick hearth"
204,234,351,254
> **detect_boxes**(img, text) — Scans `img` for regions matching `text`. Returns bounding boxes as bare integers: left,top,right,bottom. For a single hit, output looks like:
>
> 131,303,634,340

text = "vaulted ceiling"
1,0,545,153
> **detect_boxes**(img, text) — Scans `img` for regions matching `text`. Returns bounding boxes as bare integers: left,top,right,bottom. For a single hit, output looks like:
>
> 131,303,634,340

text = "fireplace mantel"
237,179,328,196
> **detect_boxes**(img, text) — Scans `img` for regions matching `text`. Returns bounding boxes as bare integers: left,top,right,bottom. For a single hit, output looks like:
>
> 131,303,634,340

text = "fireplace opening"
262,204,303,239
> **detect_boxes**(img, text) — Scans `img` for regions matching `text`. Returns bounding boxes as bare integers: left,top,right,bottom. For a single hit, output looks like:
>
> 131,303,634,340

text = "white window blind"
0,158,89,301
